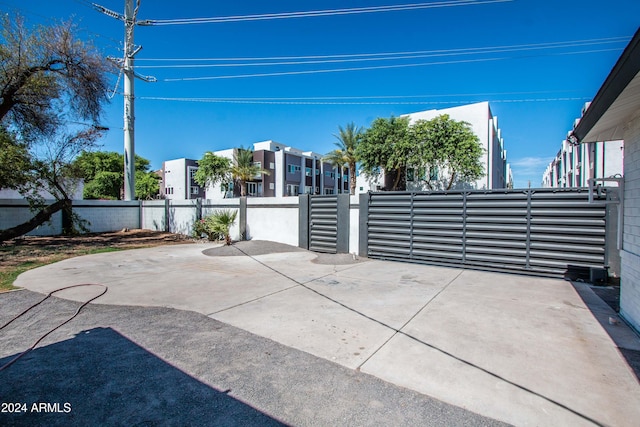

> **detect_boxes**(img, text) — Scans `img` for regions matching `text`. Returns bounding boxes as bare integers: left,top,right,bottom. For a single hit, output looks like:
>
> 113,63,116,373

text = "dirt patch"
0,230,193,288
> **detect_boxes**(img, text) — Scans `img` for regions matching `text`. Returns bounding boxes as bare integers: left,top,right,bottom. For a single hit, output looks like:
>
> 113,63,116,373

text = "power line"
138,0,512,26
161,48,623,82
138,96,591,105
136,36,629,63
134,37,629,69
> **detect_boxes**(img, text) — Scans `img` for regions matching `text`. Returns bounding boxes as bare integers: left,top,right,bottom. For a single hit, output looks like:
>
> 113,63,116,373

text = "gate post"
358,193,369,257
239,196,247,241
164,198,170,232
299,193,310,249
336,193,350,253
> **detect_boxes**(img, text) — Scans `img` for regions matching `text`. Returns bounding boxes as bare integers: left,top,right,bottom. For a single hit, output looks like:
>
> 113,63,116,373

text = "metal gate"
309,195,339,253
366,188,609,277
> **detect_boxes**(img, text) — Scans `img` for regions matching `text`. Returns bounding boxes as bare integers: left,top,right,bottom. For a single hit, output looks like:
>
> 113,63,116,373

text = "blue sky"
5,0,640,188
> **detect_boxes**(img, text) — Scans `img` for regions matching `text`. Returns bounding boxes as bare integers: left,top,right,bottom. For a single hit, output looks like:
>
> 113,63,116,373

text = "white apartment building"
542,116,624,188
161,158,205,200
357,101,511,192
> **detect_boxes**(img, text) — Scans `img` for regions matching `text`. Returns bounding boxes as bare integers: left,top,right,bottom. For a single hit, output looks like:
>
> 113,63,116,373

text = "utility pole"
123,0,136,200
94,0,155,200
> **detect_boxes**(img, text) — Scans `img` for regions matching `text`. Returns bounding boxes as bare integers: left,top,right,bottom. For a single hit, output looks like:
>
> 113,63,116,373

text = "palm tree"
231,147,270,197
323,123,362,195
211,209,237,245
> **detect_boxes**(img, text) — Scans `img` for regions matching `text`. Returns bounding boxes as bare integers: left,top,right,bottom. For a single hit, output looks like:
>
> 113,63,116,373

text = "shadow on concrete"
572,282,640,382
0,327,287,427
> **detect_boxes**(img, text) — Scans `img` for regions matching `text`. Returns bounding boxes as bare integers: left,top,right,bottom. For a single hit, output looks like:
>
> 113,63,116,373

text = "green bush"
192,209,237,245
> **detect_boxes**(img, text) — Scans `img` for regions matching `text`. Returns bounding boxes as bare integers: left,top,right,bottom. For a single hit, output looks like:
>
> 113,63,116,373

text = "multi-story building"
161,158,205,200
205,141,350,199
542,105,624,188
357,101,511,192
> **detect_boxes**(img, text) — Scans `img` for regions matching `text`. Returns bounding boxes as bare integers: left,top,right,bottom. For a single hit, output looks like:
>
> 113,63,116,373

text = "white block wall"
73,200,140,233
0,199,62,236
246,197,299,246
620,113,640,333
169,199,200,236
141,200,167,231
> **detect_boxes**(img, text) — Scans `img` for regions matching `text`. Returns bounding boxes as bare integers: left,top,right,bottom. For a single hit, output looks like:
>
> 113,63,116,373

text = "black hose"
0,284,107,372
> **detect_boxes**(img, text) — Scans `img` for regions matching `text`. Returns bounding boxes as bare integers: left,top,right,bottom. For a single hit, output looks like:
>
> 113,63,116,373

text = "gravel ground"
0,289,508,427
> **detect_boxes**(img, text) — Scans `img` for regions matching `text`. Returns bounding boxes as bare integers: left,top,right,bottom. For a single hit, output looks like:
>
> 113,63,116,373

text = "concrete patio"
12,242,640,426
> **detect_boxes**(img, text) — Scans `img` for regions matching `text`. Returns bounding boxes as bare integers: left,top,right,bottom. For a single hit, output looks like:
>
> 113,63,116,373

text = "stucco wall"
620,113,640,333
246,197,299,247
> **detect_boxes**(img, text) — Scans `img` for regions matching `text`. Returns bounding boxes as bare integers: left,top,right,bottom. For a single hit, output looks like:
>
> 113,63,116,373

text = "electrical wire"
141,0,513,26
161,48,622,82
138,96,591,105
134,37,630,68
0,284,108,372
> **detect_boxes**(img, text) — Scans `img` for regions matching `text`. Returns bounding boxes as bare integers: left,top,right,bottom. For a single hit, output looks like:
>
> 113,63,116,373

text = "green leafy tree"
231,147,270,197
413,114,484,190
324,123,362,195
135,170,160,200
83,171,122,200
0,126,31,190
357,116,414,191
194,152,232,190
70,151,157,199
0,14,111,241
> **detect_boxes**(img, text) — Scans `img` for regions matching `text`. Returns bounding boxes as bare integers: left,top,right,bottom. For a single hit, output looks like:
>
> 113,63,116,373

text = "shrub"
192,209,237,245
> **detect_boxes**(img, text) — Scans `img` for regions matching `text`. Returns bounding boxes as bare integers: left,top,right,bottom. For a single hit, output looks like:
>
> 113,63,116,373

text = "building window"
406,168,415,182
324,188,334,195
315,169,320,175
269,162,275,169
315,186,319,194
325,171,335,179
189,167,198,179
343,173,349,182
269,183,275,190
429,166,439,181
247,182,258,196
286,184,299,196
304,186,313,194
288,164,301,173
305,167,312,177
165,187,174,195
190,186,199,195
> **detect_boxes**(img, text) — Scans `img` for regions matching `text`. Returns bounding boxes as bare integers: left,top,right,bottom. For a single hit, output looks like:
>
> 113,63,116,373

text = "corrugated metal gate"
366,189,608,277
309,195,339,253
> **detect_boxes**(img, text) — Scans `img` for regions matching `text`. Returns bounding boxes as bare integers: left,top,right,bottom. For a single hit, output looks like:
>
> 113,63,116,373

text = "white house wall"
163,159,187,199
620,113,640,333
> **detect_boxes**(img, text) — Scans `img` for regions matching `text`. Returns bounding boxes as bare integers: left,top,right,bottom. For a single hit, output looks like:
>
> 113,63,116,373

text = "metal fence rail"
366,189,607,277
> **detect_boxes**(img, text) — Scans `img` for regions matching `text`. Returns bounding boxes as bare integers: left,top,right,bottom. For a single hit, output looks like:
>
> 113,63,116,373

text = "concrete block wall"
73,200,140,233
0,199,62,236
621,113,640,333
141,200,168,232
168,199,200,236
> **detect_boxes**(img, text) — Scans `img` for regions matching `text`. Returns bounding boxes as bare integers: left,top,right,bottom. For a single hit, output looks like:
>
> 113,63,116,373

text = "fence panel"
309,195,338,253
366,189,608,278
